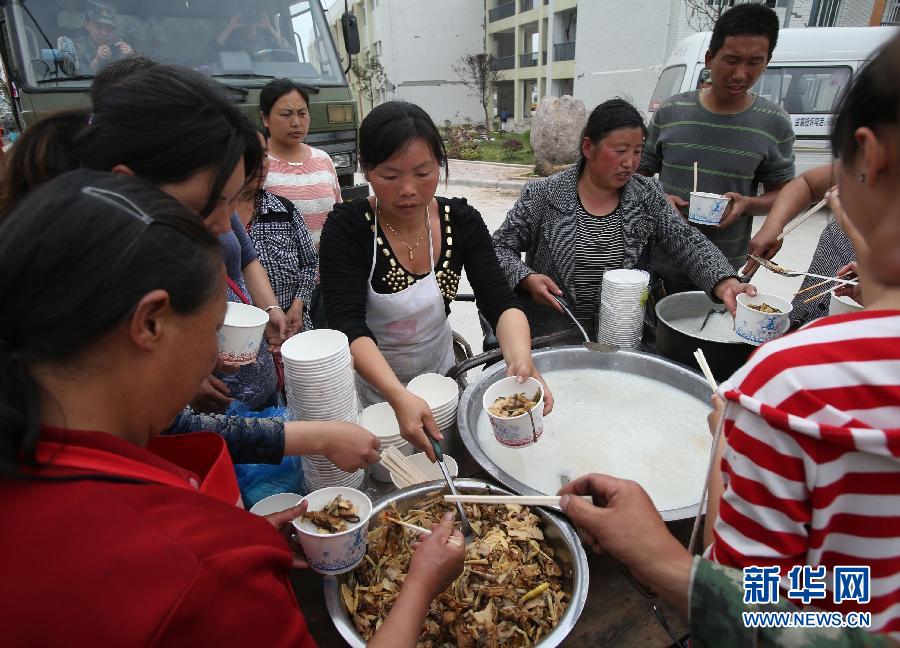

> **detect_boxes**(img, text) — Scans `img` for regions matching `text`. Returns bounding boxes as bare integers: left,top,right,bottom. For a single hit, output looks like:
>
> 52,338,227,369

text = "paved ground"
442,176,827,366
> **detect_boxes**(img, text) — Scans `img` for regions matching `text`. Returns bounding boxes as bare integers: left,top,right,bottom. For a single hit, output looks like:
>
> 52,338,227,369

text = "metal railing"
519,52,539,67
492,55,515,70
553,41,575,61
489,1,515,21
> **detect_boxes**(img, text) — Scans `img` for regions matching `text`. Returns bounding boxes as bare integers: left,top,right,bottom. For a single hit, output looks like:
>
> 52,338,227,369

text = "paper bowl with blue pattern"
735,293,792,346
292,487,372,575
482,376,544,448
688,191,731,226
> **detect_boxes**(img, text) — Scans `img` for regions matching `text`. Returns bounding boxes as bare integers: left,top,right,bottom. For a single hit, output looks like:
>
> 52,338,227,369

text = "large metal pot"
458,346,712,521
655,291,754,383
323,478,589,647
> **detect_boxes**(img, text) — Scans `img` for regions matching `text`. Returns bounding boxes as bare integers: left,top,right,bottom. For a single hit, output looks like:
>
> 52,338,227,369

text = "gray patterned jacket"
492,163,737,337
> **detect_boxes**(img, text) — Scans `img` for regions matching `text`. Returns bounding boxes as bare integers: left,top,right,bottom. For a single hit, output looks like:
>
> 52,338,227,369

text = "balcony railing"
553,41,576,61
489,1,515,22
492,55,515,70
519,52,539,67
520,0,534,11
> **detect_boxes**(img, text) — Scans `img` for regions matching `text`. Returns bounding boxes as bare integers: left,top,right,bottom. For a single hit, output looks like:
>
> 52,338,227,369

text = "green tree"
453,52,502,134
350,51,387,111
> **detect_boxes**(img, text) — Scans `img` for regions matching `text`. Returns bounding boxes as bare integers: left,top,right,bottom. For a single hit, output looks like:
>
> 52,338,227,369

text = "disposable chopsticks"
776,198,827,241
693,348,718,393
383,516,463,545
444,494,562,506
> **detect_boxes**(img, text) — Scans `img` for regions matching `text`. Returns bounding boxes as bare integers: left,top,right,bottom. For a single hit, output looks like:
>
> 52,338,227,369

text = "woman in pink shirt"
261,79,341,250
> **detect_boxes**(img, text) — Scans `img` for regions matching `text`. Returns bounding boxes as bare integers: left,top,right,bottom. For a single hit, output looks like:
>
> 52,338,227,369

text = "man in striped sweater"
639,3,795,293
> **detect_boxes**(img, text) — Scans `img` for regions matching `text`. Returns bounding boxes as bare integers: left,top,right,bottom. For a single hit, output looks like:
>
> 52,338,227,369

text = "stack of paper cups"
280,329,364,491
597,269,650,349
407,373,460,453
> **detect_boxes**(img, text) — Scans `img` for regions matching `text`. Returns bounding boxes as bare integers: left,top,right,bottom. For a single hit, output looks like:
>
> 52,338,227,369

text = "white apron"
357,205,455,406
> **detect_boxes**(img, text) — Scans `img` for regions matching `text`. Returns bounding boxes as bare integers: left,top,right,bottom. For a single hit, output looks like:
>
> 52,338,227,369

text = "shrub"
500,138,524,161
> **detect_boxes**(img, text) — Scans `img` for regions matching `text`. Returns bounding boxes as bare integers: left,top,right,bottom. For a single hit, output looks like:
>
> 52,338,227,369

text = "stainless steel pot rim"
457,346,710,522
655,291,752,346
323,478,589,648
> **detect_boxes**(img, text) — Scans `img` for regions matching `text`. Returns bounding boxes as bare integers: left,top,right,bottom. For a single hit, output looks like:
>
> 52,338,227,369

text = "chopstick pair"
693,348,718,393
797,272,859,304
383,516,463,545
776,198,827,241
444,494,563,507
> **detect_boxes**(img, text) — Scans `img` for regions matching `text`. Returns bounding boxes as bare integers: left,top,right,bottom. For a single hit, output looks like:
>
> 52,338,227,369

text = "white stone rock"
529,95,588,166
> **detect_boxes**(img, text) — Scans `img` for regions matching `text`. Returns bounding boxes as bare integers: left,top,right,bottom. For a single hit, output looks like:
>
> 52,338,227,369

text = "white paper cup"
482,376,544,448
388,452,458,489
292,487,372,575
735,293,792,345
249,492,303,516
688,191,731,226
829,291,863,316
217,302,269,365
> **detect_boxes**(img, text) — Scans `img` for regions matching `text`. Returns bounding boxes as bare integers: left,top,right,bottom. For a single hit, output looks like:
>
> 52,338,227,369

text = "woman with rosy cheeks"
320,101,552,461
261,79,342,250
493,98,756,337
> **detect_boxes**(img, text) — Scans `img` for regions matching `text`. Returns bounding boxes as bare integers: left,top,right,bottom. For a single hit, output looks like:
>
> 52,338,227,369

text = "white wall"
369,0,487,124
573,0,694,114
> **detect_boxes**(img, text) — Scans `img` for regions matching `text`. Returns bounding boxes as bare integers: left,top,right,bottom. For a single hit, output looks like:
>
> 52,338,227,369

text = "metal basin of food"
323,479,589,647
458,346,712,521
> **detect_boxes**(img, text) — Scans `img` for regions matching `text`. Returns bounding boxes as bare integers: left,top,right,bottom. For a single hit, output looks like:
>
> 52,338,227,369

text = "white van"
648,26,897,174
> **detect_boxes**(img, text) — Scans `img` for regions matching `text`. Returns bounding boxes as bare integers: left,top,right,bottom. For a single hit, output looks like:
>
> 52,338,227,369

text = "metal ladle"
552,295,618,353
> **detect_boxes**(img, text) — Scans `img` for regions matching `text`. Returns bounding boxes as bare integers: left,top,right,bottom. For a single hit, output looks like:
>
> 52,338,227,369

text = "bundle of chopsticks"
380,446,431,487
795,269,859,304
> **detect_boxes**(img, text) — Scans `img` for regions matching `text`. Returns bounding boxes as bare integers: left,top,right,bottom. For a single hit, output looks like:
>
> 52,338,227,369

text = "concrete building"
326,0,486,124
486,0,890,127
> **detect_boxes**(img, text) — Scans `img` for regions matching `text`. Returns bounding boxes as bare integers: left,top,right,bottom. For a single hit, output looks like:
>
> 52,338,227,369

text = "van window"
648,65,685,112
752,66,852,114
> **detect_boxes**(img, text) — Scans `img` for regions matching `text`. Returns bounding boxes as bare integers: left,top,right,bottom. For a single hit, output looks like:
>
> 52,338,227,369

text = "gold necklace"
378,203,429,261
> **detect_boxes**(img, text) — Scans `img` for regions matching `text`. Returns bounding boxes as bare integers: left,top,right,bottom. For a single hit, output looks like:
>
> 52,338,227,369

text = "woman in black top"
321,101,552,458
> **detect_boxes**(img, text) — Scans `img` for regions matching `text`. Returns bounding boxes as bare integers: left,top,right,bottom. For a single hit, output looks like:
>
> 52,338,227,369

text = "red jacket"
0,428,317,647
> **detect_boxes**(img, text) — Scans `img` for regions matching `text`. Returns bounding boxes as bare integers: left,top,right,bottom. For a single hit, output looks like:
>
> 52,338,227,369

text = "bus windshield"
13,0,344,88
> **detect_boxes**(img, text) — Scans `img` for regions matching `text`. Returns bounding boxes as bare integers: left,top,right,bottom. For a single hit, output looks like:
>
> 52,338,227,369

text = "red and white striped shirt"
264,146,341,249
708,310,900,635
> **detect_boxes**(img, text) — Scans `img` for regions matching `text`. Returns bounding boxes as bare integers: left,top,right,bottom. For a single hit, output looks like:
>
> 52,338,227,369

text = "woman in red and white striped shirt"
705,34,900,635
260,79,342,249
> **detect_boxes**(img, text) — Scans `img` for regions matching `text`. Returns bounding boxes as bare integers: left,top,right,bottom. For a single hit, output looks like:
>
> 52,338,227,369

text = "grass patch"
474,131,535,166
441,123,535,166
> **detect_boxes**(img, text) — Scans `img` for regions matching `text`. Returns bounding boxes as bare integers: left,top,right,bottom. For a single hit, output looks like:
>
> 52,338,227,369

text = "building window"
373,40,382,57
809,0,842,27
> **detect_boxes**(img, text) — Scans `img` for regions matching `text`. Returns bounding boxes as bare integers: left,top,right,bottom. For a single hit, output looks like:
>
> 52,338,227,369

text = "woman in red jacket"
0,170,464,646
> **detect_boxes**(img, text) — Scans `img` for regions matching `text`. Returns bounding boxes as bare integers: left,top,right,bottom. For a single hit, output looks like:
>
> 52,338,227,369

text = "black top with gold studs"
320,196,522,344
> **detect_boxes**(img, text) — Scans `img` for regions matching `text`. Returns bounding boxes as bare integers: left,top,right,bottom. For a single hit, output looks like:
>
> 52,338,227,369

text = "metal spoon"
428,436,474,543
699,308,726,331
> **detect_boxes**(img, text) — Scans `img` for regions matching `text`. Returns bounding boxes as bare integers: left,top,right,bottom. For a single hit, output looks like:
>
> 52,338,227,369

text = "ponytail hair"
0,108,89,214
0,170,222,476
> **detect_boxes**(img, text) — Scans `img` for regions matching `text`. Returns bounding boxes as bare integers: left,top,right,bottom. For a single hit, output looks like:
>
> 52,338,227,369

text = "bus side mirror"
341,12,360,55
